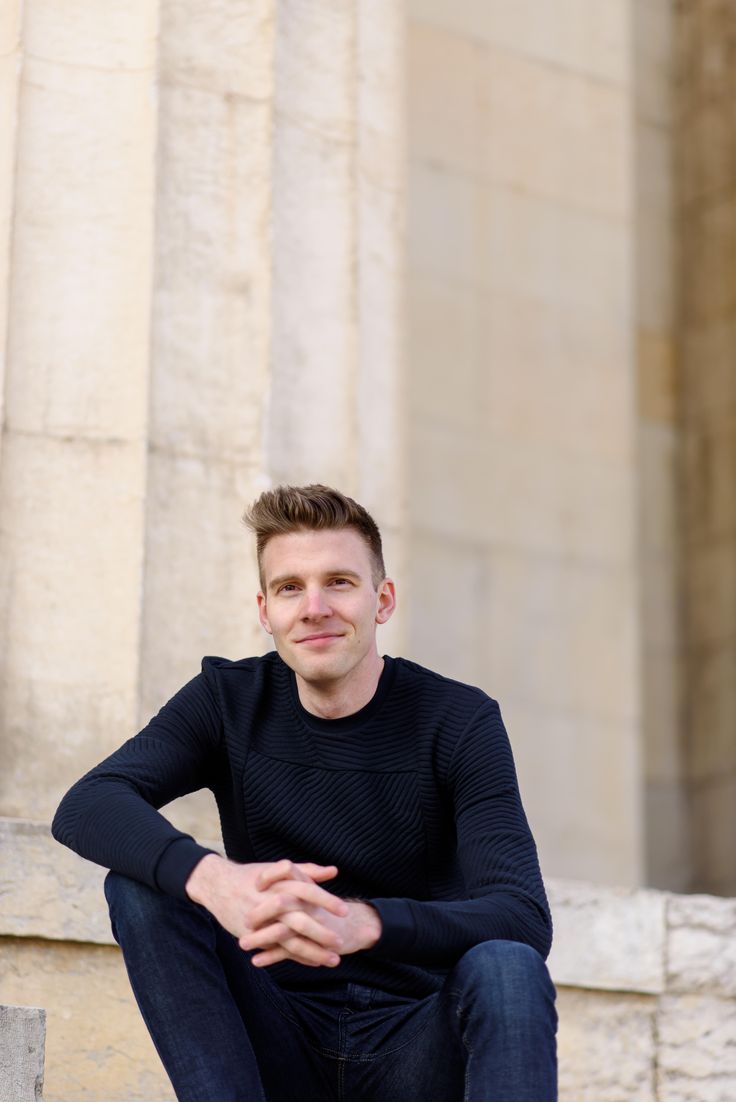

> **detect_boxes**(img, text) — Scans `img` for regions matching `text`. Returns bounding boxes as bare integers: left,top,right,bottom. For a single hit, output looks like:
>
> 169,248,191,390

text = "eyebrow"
267,569,363,593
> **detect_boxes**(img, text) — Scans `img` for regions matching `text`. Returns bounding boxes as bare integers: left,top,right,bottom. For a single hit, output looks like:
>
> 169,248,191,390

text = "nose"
302,586,332,619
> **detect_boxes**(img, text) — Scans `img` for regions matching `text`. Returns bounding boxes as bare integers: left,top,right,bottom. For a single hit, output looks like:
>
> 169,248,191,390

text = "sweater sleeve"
369,699,552,963
51,664,222,898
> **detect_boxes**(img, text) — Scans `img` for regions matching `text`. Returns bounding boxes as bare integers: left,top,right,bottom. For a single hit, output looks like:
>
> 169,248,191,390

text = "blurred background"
4,3,736,1099
0,0,733,913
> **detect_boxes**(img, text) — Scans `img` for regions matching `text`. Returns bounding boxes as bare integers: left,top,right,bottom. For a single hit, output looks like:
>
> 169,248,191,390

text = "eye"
277,583,299,594
330,577,352,587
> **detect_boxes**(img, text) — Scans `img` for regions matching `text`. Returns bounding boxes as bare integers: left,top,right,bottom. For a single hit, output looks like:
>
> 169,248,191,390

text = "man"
53,484,557,1101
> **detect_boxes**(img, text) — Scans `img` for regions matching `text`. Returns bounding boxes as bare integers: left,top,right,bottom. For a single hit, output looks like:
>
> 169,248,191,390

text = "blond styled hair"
243,484,386,589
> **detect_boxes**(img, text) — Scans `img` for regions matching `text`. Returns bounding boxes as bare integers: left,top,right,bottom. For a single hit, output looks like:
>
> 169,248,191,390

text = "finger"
238,921,292,952
255,860,304,890
297,863,339,883
251,941,341,969
255,881,348,918
244,913,342,951
256,861,338,891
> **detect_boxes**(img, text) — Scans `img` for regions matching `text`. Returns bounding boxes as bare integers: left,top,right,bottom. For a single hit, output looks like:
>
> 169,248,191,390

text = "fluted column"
0,0,158,819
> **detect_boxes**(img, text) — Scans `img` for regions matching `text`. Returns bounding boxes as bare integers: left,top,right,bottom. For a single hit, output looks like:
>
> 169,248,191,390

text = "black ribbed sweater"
52,653,551,997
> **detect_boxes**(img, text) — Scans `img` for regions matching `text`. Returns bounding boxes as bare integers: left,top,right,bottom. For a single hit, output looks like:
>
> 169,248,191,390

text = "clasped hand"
186,855,381,969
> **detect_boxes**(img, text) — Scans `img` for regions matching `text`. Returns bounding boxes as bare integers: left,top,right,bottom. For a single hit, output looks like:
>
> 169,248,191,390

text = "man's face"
257,527,395,692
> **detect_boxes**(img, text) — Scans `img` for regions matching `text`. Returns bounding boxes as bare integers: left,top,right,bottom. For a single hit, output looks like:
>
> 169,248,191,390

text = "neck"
296,654,384,720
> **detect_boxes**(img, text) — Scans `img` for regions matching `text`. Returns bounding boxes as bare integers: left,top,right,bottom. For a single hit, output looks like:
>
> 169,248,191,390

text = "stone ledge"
547,879,666,994
3,816,736,1003
0,1004,46,1102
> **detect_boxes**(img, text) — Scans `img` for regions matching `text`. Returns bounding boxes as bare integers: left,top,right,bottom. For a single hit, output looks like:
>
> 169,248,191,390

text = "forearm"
370,891,552,965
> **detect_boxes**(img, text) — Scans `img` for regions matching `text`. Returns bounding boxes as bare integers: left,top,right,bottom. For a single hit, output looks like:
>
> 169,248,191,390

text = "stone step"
0,1005,45,1102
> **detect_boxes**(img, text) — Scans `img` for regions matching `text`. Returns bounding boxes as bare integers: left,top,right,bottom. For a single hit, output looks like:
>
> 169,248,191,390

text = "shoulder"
200,652,281,675
393,656,495,707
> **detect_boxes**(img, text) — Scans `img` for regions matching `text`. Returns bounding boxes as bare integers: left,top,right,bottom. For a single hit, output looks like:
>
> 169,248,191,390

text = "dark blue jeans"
105,873,557,1101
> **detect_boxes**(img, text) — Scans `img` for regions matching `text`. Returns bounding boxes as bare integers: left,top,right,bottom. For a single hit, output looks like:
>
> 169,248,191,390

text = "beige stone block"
408,22,480,175
557,987,656,1101
24,0,156,68
0,1004,46,1102
150,83,271,458
408,162,479,287
274,0,356,142
667,892,736,997
482,292,635,462
634,0,674,127
269,116,358,486
478,184,632,325
690,774,736,897
407,418,491,546
681,415,736,544
408,0,629,85
354,174,406,534
644,782,692,893
160,0,272,99
641,553,679,651
478,47,630,218
486,550,639,723
1,819,112,945
641,648,683,785
548,880,666,994
505,703,643,887
636,160,676,335
657,993,736,1101
405,533,487,688
497,432,635,553
0,938,174,1101
638,331,677,424
681,319,736,421
685,539,736,649
408,276,480,431
686,643,736,783
7,60,155,439
682,194,736,329
356,0,406,193
638,421,679,559
0,432,145,820
138,450,264,731
678,97,736,207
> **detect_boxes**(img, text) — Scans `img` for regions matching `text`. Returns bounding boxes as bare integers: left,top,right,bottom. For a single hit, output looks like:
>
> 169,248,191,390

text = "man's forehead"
261,527,372,577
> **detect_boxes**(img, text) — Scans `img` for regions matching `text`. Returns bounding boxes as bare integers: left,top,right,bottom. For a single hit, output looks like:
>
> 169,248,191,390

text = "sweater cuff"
369,897,418,956
154,836,216,899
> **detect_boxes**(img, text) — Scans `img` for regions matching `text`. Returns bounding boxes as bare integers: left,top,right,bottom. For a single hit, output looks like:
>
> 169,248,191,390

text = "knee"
452,941,556,1023
104,872,176,940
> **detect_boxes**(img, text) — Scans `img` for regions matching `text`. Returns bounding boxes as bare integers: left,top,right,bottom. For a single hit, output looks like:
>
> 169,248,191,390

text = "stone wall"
406,0,645,889
3,819,735,1101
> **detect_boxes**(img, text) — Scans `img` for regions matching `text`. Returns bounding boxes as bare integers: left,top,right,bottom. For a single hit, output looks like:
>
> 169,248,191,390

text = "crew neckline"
286,655,397,733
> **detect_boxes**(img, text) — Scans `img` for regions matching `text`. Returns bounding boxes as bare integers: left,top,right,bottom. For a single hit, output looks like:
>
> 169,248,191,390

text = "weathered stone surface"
0,1004,45,1102
547,880,666,993
557,987,656,1101
657,994,736,1101
0,819,112,946
0,938,172,1102
667,891,736,997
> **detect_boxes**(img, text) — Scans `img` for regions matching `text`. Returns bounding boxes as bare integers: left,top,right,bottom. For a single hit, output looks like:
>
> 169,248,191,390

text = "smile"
295,633,344,645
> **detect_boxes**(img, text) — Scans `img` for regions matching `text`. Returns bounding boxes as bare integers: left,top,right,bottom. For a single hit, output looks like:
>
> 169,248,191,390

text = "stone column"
0,0,158,820
677,0,736,896
138,0,406,837
0,0,405,838
0,0,21,417
267,0,406,609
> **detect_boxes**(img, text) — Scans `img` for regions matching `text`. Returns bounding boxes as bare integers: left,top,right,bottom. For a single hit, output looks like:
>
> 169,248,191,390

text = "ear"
256,591,273,634
375,578,396,625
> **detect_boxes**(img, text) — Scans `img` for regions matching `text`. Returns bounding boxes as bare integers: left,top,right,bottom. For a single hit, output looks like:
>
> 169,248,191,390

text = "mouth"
295,633,344,645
